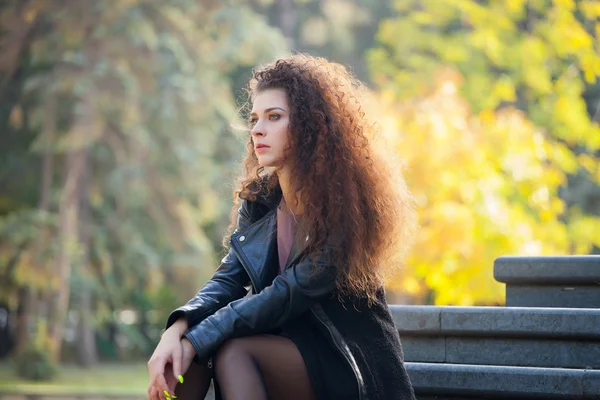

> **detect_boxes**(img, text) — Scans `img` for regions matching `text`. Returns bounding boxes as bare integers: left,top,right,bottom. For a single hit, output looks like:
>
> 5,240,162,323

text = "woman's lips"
255,146,269,153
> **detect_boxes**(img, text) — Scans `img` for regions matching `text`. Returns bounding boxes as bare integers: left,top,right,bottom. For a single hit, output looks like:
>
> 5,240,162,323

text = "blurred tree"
247,0,395,83
0,0,287,366
368,0,600,304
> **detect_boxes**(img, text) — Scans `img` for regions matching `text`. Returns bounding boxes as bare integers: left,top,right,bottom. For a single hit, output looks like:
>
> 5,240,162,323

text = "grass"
0,361,149,396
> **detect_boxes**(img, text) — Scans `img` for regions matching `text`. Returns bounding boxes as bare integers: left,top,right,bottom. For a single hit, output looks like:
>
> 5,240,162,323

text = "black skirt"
277,313,359,400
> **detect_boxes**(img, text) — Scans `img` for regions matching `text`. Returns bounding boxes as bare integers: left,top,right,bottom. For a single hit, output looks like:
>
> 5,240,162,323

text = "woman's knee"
214,338,252,373
174,360,212,400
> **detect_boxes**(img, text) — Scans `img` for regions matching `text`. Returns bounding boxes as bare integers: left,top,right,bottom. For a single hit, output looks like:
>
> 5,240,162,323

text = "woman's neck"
277,167,304,215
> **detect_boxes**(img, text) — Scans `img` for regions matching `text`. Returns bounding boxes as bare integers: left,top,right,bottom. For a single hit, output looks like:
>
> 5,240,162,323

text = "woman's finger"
148,357,171,398
149,385,160,400
155,372,173,399
171,341,182,382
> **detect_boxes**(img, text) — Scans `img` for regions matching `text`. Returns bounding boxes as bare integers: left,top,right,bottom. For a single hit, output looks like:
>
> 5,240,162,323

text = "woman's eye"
248,114,279,127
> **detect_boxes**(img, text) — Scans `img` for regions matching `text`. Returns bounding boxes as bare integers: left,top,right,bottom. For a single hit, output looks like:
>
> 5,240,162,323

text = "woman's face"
249,88,291,168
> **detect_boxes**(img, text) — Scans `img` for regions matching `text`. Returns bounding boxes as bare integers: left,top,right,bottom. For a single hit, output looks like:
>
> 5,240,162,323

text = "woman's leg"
174,359,213,400
214,335,316,400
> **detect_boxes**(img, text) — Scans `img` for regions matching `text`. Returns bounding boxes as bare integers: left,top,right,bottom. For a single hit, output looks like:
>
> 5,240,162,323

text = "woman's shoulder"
237,185,281,227
239,176,282,216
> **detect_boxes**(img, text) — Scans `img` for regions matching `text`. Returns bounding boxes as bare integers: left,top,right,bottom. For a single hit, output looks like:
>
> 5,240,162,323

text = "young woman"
147,54,417,400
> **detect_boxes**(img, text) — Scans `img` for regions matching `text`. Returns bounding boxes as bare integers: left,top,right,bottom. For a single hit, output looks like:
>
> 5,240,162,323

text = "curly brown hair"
227,54,416,302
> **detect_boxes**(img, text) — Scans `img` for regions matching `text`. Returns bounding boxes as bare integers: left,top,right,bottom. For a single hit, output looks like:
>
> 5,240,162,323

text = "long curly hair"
227,54,416,302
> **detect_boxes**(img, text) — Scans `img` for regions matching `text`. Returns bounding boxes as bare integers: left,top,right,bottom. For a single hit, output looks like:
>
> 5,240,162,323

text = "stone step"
390,305,600,338
401,336,600,368
406,362,600,399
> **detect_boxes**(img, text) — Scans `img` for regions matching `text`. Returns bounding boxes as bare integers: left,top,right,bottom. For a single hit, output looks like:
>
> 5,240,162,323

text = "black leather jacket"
166,195,416,400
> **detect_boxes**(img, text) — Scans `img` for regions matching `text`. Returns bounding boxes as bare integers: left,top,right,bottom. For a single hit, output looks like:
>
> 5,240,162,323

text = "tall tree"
0,0,287,365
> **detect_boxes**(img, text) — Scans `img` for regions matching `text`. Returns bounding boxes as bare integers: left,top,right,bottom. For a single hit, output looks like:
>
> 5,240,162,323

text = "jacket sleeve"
165,200,253,330
183,250,337,359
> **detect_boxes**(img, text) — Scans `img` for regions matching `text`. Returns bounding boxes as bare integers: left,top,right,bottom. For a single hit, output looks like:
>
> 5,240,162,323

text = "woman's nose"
251,123,265,138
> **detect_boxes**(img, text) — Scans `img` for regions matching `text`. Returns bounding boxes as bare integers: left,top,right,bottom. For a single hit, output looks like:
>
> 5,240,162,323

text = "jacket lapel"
231,182,311,291
230,210,279,292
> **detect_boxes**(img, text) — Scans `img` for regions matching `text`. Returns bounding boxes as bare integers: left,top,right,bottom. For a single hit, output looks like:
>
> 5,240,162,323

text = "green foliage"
1,0,288,361
15,345,58,381
14,321,58,381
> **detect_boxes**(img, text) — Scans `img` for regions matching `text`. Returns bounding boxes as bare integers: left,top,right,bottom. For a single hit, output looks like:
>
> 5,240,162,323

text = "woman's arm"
183,250,337,359
164,200,254,332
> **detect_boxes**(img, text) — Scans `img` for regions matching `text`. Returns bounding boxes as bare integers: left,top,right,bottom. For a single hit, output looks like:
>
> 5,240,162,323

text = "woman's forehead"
252,89,289,112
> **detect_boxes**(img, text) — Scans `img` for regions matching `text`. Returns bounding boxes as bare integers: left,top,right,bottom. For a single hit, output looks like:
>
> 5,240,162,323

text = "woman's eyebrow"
250,107,286,116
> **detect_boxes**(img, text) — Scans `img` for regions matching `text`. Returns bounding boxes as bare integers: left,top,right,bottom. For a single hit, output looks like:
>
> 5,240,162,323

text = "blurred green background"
0,0,599,393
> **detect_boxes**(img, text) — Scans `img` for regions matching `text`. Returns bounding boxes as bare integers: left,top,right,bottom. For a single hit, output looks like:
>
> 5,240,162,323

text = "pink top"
276,197,302,273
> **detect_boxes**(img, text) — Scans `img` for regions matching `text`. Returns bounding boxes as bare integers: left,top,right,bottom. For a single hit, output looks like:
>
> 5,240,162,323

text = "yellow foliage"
580,1,600,19
554,0,576,11
505,0,526,14
371,0,600,153
372,71,598,306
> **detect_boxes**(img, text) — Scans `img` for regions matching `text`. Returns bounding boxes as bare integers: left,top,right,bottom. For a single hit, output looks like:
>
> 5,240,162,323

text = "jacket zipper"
311,305,366,400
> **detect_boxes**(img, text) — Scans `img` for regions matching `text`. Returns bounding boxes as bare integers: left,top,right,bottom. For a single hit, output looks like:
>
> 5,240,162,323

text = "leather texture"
166,199,337,360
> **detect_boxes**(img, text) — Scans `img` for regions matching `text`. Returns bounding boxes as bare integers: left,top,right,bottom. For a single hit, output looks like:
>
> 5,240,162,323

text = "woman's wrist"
181,337,194,353
181,336,197,365
166,317,188,337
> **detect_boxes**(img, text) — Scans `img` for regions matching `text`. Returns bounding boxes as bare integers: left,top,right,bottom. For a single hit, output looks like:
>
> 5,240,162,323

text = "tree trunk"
47,85,99,361
0,1,38,105
76,148,97,367
14,287,33,355
14,97,56,355
48,148,83,362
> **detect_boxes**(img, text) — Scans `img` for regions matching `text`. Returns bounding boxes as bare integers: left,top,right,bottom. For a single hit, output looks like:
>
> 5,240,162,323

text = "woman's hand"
147,318,190,400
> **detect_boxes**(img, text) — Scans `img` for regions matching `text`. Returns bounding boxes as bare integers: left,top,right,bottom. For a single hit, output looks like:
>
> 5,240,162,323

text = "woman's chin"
257,160,271,168
256,157,280,168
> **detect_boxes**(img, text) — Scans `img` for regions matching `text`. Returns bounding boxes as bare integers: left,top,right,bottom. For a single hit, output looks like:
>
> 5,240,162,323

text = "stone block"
390,305,441,334
583,369,600,398
406,362,586,398
494,255,600,284
506,284,600,308
401,336,446,363
445,337,600,369
439,307,600,339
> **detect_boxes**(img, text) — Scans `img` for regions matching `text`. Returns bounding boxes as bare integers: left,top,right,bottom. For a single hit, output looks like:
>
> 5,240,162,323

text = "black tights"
174,334,316,400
